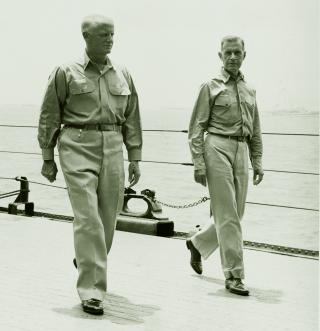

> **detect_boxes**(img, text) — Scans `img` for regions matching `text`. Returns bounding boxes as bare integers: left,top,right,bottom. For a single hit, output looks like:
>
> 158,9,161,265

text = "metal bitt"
122,188,168,220
5,176,34,216
120,188,174,236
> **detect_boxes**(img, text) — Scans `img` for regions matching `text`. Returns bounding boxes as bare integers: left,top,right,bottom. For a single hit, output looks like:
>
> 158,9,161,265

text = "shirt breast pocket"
107,73,131,111
243,96,256,118
212,93,236,122
244,97,255,109
214,94,231,108
69,79,95,95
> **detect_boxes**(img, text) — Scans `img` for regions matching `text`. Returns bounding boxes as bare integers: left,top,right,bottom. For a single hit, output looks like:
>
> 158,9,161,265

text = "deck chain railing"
155,196,210,209
0,123,318,258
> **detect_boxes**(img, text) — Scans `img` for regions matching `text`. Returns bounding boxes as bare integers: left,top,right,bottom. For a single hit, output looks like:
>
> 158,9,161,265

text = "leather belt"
210,133,248,142
64,124,122,132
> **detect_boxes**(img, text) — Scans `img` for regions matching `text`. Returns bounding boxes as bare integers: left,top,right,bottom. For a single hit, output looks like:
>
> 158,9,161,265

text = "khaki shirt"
188,67,263,171
38,52,142,161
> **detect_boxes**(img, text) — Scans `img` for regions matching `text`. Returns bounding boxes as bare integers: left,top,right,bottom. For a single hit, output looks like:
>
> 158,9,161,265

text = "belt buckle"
97,124,102,131
238,136,246,142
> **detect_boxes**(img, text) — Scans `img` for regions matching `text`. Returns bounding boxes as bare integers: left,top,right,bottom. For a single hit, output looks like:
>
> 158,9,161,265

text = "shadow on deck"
0,213,318,331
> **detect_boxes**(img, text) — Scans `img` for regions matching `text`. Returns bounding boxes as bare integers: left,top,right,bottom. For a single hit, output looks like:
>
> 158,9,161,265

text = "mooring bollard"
118,188,174,237
7,176,34,216
121,187,168,220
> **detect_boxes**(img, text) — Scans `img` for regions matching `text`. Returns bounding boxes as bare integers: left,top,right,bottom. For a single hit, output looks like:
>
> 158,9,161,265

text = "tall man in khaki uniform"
186,36,263,296
38,15,142,314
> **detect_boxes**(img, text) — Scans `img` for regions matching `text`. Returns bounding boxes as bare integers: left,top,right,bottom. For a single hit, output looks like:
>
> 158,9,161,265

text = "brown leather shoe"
225,278,249,296
186,239,202,274
82,298,104,315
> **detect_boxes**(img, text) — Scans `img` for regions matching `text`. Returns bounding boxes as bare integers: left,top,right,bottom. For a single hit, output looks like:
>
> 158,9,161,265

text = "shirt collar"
81,51,115,71
217,67,245,83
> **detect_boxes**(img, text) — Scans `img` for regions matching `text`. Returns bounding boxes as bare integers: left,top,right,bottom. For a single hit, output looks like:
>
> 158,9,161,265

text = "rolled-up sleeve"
122,70,143,161
188,84,211,170
38,67,66,160
248,97,263,171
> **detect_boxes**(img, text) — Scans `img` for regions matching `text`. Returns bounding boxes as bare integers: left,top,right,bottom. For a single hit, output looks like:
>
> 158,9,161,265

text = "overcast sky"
0,0,318,112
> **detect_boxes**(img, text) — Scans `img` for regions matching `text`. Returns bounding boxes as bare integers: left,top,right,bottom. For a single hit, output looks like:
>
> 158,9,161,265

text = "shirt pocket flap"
69,80,95,95
214,94,231,107
244,97,255,109
107,69,131,96
109,82,131,96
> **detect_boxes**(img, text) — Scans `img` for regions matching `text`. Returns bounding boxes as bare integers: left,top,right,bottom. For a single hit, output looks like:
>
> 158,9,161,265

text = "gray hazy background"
0,0,319,113
0,0,318,250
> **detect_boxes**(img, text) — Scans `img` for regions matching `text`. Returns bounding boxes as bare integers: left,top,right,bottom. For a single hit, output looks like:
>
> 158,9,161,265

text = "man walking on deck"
38,15,142,314
186,36,263,296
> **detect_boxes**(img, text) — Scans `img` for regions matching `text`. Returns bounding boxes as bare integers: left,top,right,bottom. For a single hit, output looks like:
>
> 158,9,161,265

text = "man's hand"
194,169,207,187
253,168,264,185
41,160,58,182
128,161,141,187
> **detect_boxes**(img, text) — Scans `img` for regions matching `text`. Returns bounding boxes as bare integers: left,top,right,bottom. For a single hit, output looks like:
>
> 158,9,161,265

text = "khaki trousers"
191,134,249,279
58,128,124,300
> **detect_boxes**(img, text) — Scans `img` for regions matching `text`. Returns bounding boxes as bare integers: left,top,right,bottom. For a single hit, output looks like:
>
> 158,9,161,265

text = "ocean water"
0,105,318,250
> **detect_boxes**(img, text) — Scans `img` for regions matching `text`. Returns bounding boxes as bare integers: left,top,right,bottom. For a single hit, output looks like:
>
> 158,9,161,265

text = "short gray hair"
221,36,245,50
81,14,114,34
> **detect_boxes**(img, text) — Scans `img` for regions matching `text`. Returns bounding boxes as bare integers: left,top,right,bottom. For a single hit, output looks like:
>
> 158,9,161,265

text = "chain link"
155,196,210,209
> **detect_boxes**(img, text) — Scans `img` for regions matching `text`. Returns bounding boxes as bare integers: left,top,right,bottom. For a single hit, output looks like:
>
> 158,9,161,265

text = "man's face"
85,23,114,56
219,39,246,75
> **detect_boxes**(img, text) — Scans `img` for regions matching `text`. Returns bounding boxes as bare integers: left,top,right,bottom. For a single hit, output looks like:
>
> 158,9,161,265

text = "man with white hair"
187,36,264,296
38,15,142,314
